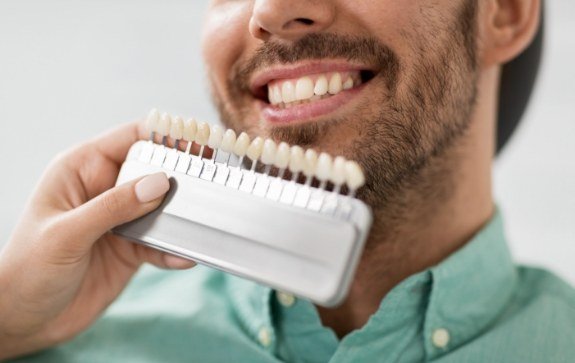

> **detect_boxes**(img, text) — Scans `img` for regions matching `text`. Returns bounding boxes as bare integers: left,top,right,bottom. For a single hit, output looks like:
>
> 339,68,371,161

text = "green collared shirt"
11,212,575,362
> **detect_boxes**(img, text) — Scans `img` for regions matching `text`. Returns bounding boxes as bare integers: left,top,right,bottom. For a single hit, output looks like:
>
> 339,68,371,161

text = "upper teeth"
268,71,360,107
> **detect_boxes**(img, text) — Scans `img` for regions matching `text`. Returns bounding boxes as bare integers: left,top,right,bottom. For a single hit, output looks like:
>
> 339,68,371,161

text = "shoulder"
512,265,575,317
12,266,270,363
441,266,575,363
487,266,575,361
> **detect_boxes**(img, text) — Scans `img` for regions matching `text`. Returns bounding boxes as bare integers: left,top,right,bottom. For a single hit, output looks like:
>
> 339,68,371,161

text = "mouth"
250,61,377,124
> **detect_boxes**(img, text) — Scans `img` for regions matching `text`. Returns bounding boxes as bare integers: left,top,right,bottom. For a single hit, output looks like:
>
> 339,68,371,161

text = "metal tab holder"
175,154,192,174
293,186,312,208
266,178,284,201
279,182,298,205
150,146,168,167
114,140,372,307
239,172,257,193
226,168,244,189
163,149,180,171
252,175,271,197
212,163,231,185
138,142,155,163
306,189,325,212
200,162,218,181
187,157,204,178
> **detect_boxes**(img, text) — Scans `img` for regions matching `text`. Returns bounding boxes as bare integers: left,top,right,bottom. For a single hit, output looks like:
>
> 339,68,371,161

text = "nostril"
295,18,314,25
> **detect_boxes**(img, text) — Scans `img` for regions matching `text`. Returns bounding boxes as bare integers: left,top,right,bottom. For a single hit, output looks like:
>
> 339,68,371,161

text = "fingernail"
135,173,170,203
163,254,197,270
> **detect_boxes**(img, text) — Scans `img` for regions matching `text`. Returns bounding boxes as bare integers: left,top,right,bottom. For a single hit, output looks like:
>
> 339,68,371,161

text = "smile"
250,62,376,124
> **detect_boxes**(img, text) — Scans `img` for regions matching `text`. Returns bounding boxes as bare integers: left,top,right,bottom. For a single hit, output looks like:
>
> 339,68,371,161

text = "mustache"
234,33,401,93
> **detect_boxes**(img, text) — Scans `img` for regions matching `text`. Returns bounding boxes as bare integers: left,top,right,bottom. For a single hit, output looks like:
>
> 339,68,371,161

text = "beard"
210,2,479,244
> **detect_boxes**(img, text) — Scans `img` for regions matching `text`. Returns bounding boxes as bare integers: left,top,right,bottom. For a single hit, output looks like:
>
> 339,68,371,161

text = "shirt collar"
227,209,517,361
424,209,518,359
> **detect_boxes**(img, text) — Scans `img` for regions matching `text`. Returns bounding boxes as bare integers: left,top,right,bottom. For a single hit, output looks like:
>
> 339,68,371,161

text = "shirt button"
276,291,296,307
258,327,271,347
432,328,450,348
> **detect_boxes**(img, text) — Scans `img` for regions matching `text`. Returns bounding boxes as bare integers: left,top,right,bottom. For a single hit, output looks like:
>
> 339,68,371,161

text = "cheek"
202,3,252,97
337,1,428,76
350,1,458,95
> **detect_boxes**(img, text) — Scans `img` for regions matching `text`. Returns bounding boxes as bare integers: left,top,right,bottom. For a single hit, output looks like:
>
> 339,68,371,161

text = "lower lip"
258,83,366,124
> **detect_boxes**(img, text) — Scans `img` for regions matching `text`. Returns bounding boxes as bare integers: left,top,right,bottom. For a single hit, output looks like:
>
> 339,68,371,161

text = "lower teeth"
278,94,332,109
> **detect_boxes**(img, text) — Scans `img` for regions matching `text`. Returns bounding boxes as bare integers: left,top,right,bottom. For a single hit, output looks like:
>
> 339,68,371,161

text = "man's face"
202,0,478,208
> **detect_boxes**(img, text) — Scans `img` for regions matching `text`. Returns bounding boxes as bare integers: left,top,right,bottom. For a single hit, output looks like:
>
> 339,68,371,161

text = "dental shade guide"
114,109,373,307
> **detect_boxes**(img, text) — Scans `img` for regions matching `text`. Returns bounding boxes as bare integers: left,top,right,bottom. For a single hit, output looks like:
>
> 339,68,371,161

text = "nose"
249,0,336,42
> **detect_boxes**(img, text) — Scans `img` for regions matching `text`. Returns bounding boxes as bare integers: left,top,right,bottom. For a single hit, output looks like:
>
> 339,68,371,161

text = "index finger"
90,120,148,165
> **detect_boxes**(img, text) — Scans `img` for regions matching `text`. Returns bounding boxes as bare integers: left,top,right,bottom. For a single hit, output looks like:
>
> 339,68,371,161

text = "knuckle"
47,150,72,170
31,221,82,269
50,143,93,169
40,218,65,244
35,217,74,258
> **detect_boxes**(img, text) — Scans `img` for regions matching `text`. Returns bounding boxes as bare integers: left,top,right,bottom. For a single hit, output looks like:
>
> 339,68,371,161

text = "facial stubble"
211,2,479,246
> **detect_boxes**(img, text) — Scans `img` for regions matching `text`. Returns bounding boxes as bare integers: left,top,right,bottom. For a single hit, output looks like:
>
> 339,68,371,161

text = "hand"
0,122,195,359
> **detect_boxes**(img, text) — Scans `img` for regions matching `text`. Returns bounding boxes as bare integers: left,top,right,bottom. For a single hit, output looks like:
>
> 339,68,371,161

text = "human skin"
0,124,195,359
202,0,540,336
0,0,540,359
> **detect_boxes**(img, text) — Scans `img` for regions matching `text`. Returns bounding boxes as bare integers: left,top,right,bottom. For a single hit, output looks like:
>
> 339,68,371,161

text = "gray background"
1,1,573,283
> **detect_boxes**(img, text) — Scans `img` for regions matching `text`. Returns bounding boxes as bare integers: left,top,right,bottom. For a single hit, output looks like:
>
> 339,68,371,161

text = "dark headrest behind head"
496,4,545,154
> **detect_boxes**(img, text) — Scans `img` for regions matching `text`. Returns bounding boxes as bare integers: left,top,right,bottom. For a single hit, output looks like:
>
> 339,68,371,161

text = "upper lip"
249,60,377,100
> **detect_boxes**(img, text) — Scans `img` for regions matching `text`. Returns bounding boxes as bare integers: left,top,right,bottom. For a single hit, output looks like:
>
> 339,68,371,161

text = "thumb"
62,172,170,250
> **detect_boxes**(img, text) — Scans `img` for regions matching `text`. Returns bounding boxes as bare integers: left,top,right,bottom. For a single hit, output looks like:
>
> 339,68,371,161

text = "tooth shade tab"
261,139,277,165
140,109,368,197
316,152,333,181
183,118,197,142
221,129,237,153
146,108,160,133
208,124,224,149
196,122,210,145
303,149,318,177
331,156,347,185
289,145,305,173
158,113,172,136
345,160,365,190
246,136,264,161
274,142,290,169
170,116,184,140
234,132,251,156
